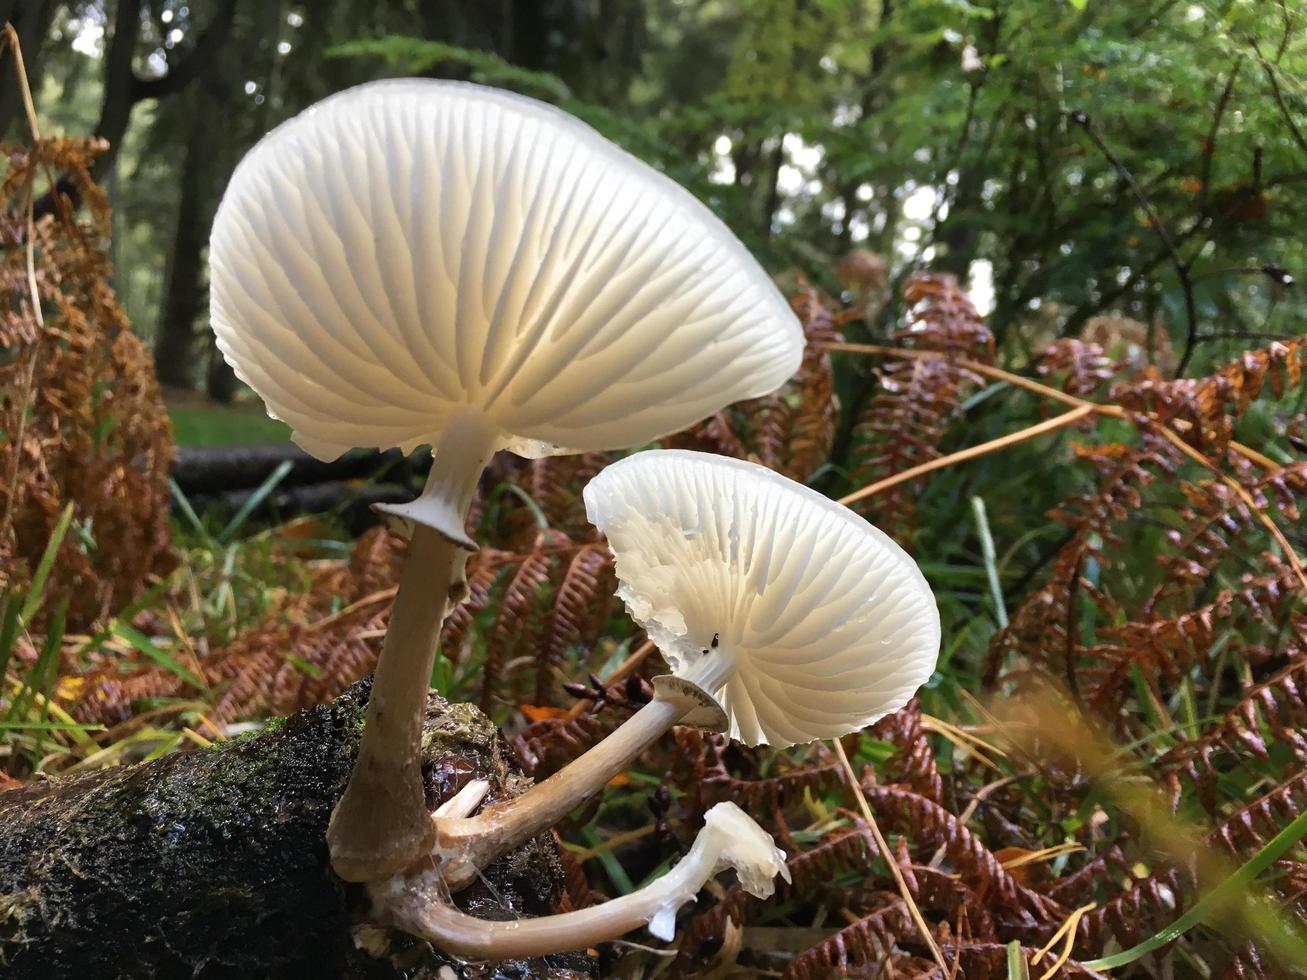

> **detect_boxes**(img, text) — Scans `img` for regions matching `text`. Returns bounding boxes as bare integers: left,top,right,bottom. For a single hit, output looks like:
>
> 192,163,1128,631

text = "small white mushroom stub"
584,449,941,747
647,802,790,941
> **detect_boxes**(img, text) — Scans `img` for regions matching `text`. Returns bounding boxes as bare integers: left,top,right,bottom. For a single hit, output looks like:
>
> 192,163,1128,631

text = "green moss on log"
0,680,596,979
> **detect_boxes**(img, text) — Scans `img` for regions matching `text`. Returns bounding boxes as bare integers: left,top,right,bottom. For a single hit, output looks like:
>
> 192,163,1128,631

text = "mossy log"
0,681,597,980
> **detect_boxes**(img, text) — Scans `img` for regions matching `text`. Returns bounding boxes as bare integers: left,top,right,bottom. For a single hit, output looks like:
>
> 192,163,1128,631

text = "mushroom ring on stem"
433,449,940,888
208,80,803,881
376,801,789,959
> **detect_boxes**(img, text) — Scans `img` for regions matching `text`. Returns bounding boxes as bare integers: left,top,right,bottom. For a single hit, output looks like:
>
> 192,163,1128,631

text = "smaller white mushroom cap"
583,450,940,747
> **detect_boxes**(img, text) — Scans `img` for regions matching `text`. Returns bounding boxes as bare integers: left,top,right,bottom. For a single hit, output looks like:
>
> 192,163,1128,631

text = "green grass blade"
5,598,66,727
480,481,550,533
971,495,1008,628
19,502,74,625
218,459,295,544
110,622,205,690
1083,806,1307,970
34,601,67,720
287,655,324,679
1006,939,1029,979
168,478,209,539
0,592,19,688
0,721,105,731
142,730,185,762
578,825,635,895
73,572,175,661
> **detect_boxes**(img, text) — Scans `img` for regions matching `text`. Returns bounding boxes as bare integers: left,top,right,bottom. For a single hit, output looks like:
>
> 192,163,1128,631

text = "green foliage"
302,0,1307,373
325,37,572,102
23,0,1304,387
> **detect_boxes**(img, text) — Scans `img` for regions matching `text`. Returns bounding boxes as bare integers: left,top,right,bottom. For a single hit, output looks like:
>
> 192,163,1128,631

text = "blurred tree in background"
2,0,1303,402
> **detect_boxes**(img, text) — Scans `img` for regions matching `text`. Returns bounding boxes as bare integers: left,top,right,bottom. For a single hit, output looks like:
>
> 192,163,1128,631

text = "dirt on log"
0,681,598,980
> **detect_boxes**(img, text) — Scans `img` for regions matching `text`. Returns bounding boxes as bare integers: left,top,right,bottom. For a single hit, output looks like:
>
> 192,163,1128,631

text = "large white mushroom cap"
210,79,803,462
583,450,940,747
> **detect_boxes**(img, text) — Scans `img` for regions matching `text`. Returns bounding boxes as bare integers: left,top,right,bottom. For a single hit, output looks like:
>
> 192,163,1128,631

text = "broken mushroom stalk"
374,800,789,960
208,80,804,881
431,448,941,890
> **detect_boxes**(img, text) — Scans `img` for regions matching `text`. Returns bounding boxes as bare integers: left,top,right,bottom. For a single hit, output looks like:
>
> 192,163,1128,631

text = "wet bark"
0,681,597,980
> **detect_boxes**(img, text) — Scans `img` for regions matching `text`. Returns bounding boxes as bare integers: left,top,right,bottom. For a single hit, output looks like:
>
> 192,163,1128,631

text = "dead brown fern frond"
71,527,403,723
845,273,995,541
868,698,944,805
1037,338,1116,397
782,899,911,980
674,827,885,975
862,782,1061,922
1158,640,1307,811
1072,770,1307,960
0,135,174,629
662,409,750,458
536,544,614,704
1114,338,1305,456
731,286,844,481
511,704,636,780
677,730,843,812
480,537,560,712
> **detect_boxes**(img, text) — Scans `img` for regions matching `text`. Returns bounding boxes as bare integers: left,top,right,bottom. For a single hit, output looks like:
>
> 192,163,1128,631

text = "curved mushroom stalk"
327,412,498,882
434,678,727,889
374,803,788,960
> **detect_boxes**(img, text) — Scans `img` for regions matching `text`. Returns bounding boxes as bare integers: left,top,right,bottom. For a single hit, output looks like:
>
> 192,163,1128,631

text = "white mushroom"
374,802,788,959
433,449,939,887
208,80,803,881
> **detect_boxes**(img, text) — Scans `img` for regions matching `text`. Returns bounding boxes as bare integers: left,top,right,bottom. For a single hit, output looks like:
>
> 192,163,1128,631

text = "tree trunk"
170,444,420,496
934,172,982,278
152,107,213,389
0,0,55,140
31,0,238,223
92,0,142,184
204,339,239,402
0,681,597,980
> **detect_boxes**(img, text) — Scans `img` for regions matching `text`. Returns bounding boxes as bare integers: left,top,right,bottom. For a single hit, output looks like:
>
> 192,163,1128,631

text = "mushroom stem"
376,802,787,959
434,646,737,889
328,529,466,881
328,411,499,883
676,645,739,695
374,410,501,550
